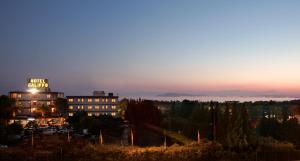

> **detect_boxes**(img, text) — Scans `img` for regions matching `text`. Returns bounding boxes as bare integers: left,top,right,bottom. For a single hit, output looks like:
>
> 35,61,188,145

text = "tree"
118,98,128,119
67,111,87,130
36,104,50,117
226,104,254,151
55,98,68,116
0,95,15,125
125,100,161,126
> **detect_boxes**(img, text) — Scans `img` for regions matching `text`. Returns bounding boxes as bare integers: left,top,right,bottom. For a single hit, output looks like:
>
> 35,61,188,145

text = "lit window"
95,98,100,102
69,106,73,110
47,101,51,106
95,106,100,110
88,113,92,116
112,99,116,103
69,113,73,116
112,105,116,110
102,106,105,110
88,98,92,102
77,98,81,102
78,106,80,110
106,105,108,110
47,94,51,99
81,106,84,110
95,113,100,116
17,94,21,98
111,112,116,116
69,98,74,102
102,98,105,102
106,98,108,102
81,98,84,102
88,106,92,110
11,93,17,98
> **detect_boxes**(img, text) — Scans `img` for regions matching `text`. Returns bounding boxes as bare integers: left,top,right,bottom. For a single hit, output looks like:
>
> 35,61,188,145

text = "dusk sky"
1,1,300,97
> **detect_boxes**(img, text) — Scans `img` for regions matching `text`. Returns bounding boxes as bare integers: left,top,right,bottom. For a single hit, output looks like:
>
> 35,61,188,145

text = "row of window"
16,101,53,106
68,112,116,117
69,105,117,110
68,98,116,103
11,93,53,99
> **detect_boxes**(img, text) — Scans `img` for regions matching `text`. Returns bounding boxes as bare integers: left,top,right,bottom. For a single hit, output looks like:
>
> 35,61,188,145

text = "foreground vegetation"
0,134,252,161
1,134,300,161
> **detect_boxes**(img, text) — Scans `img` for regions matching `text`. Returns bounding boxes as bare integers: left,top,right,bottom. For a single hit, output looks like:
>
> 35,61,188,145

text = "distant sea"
123,96,300,103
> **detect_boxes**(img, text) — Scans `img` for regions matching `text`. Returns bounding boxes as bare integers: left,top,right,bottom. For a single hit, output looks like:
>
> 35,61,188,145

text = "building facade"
10,91,64,116
67,91,118,117
9,78,64,117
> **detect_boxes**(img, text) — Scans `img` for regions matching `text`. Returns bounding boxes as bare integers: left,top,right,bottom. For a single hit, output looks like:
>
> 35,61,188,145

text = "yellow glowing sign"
27,78,49,89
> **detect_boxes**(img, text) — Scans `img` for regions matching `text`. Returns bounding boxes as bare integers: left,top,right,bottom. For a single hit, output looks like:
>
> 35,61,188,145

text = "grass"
0,134,298,161
144,123,193,145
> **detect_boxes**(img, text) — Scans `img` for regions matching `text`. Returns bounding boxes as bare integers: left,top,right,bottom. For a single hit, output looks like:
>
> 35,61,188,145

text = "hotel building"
67,91,118,117
9,78,64,117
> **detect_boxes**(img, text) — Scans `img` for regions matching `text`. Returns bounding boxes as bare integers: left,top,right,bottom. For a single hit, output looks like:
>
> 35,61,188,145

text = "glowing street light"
28,88,39,94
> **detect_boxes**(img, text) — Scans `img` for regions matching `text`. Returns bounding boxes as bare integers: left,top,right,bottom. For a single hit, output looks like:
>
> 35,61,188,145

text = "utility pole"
197,129,201,145
67,129,70,143
130,128,134,146
31,131,34,147
99,130,103,145
163,129,167,149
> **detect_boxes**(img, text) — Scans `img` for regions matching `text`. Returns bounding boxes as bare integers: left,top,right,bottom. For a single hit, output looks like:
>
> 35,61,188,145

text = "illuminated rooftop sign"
27,78,49,90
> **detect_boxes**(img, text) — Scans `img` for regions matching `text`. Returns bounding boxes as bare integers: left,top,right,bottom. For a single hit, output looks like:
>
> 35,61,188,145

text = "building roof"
67,95,118,98
9,91,64,94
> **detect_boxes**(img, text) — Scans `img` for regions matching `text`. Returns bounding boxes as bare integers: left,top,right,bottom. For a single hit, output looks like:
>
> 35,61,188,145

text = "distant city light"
28,88,39,94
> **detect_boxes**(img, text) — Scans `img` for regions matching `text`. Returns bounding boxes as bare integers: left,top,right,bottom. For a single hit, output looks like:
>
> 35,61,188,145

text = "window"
95,98,100,102
102,105,105,110
102,98,105,102
95,113,100,116
111,112,116,116
17,94,21,98
11,93,17,98
88,98,92,102
77,98,81,102
105,98,108,102
78,106,80,110
47,101,51,106
112,105,116,110
69,113,73,116
88,106,92,110
69,106,73,110
112,99,116,103
105,105,108,110
95,106,100,110
47,94,51,99
69,98,74,102
88,113,92,116
81,98,84,102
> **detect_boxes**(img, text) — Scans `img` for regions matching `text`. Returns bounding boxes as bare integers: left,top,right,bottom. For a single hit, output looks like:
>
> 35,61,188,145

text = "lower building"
67,91,119,117
10,91,64,116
